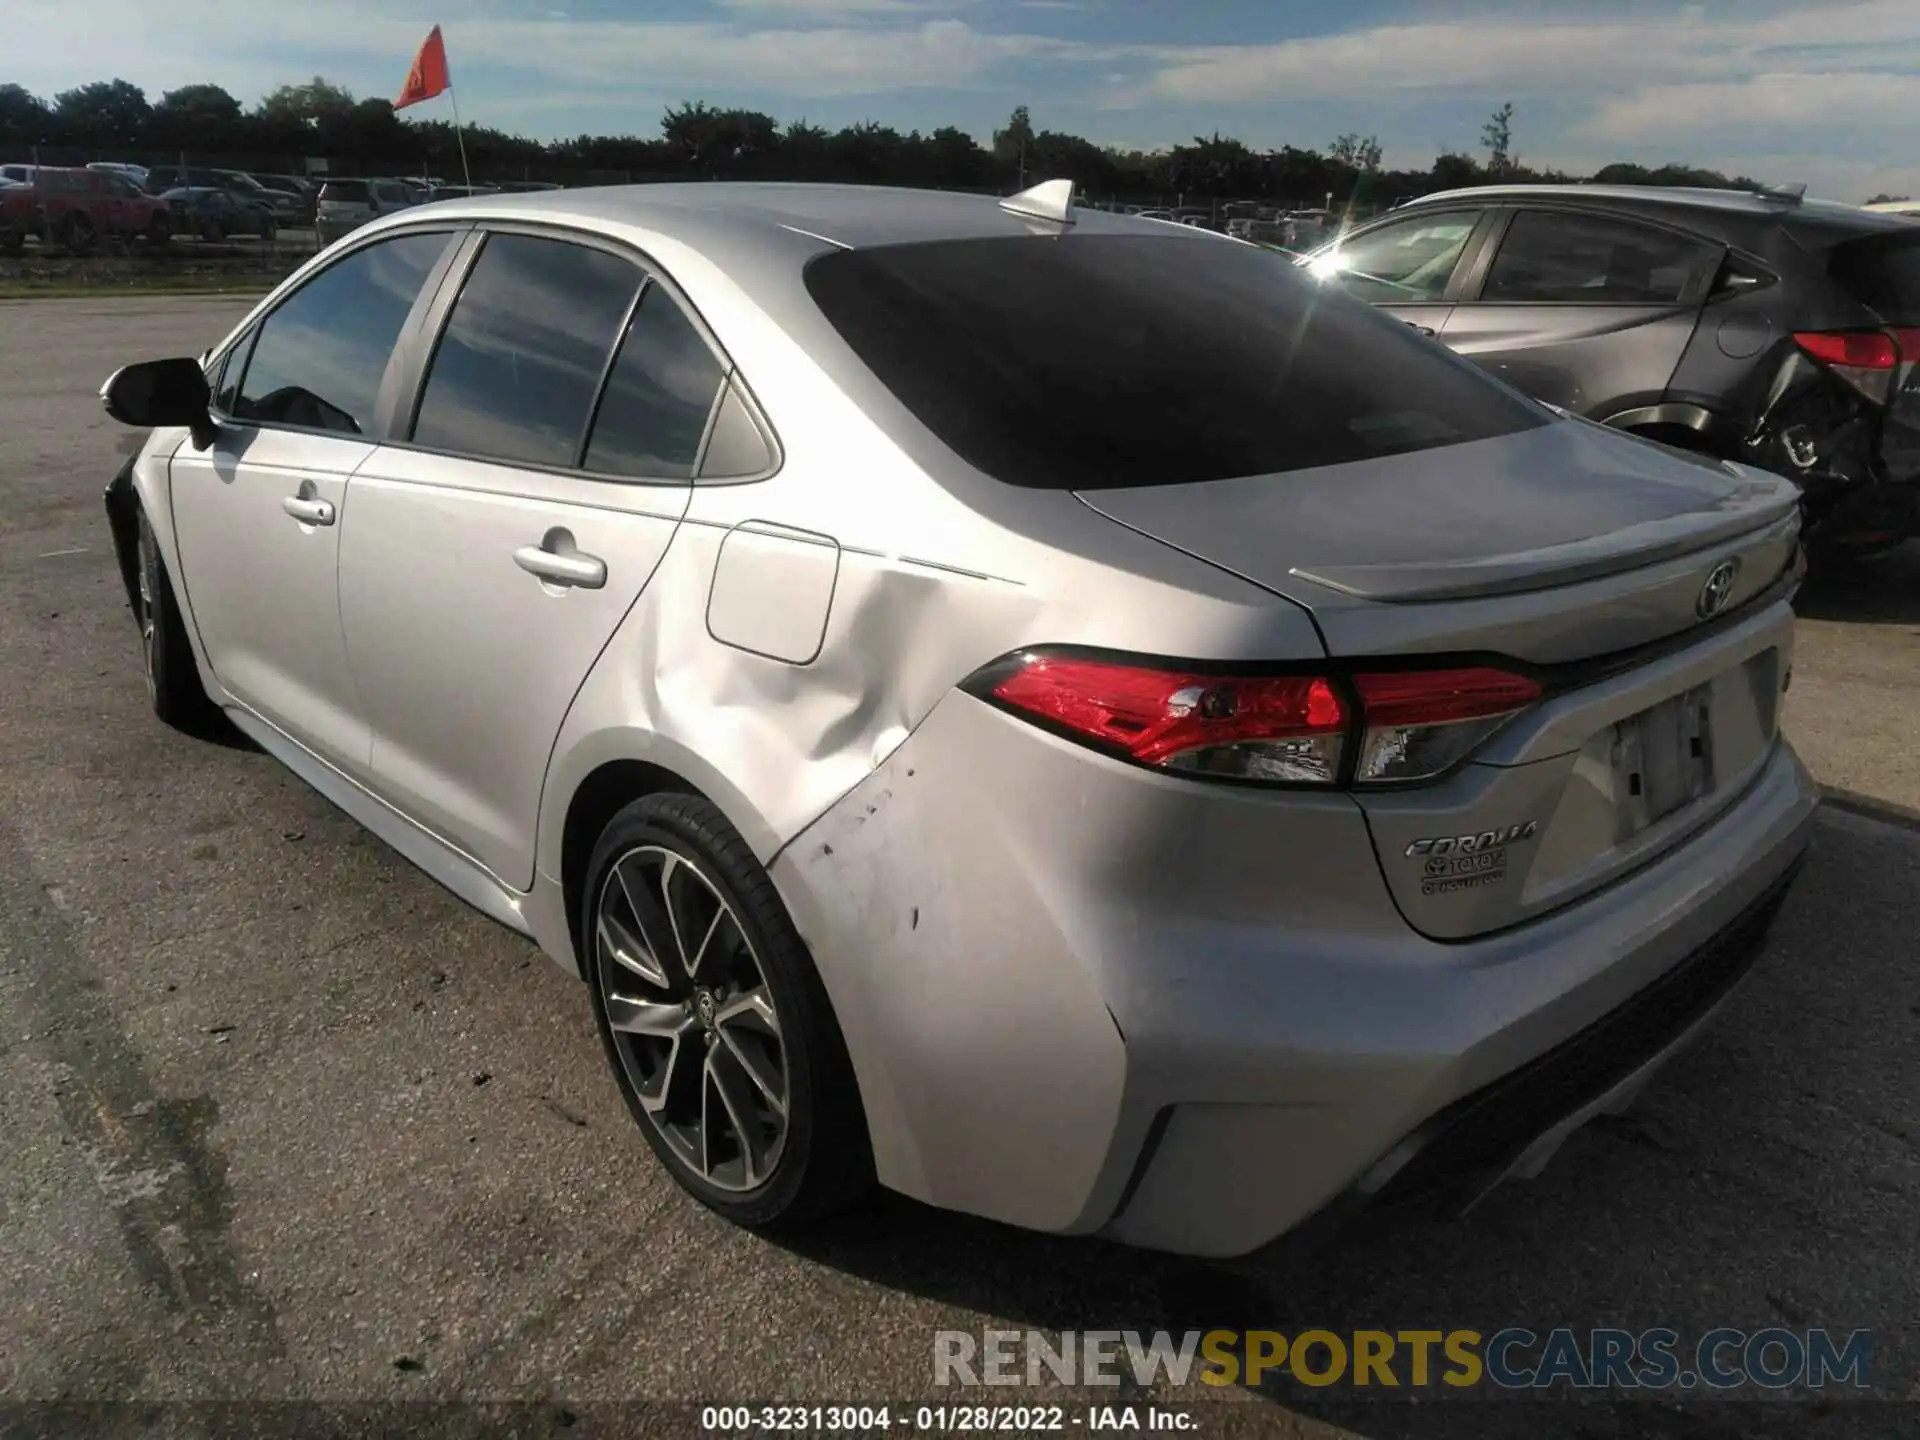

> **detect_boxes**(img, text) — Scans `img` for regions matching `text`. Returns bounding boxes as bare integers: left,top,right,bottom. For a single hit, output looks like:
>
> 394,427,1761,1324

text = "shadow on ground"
1795,542,1920,626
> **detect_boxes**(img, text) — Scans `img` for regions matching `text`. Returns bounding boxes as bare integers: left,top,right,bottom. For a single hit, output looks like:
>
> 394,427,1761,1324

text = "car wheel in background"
135,509,221,736
582,793,874,1230
0,228,22,255
59,211,99,255
145,213,171,248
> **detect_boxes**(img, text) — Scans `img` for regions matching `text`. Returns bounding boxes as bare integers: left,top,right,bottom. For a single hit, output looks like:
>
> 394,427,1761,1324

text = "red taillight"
1351,667,1543,783
989,656,1349,784
978,655,1543,787
1794,330,1896,370
1793,328,1919,405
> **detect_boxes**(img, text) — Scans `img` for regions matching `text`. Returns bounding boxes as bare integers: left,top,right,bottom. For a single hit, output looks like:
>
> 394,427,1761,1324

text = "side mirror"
101,357,217,449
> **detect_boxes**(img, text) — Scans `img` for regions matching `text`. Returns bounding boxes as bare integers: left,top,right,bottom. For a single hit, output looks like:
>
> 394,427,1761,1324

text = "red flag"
395,25,451,110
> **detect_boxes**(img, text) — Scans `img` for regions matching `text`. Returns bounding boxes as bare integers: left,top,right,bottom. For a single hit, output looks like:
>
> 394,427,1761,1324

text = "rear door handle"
282,494,335,526
1406,322,1437,336
514,541,607,590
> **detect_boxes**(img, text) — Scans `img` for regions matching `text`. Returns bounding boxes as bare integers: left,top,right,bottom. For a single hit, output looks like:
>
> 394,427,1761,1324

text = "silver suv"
315,178,417,242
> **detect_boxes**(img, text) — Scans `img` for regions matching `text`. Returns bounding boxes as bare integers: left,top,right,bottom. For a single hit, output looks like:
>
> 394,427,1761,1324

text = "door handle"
282,494,335,526
514,542,607,590
1405,322,1437,336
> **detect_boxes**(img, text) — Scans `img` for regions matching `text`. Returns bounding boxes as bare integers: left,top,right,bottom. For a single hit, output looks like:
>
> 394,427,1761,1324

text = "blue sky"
12,0,1920,199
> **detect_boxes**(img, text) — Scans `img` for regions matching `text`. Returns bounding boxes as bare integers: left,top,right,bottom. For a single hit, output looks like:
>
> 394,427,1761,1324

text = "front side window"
232,230,451,434
412,233,643,468
805,233,1545,491
1319,211,1483,303
1482,211,1716,304
582,285,728,479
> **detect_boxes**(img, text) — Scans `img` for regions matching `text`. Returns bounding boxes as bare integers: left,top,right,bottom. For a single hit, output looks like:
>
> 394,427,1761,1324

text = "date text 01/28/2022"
699,1405,1196,1432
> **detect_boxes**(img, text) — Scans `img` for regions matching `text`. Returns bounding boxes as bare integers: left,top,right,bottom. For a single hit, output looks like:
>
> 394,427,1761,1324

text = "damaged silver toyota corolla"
98,179,1817,1256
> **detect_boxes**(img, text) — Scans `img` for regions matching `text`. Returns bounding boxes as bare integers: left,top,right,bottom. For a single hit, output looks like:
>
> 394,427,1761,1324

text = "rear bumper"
1313,854,1798,1223
771,690,1819,1258
1097,742,1815,1256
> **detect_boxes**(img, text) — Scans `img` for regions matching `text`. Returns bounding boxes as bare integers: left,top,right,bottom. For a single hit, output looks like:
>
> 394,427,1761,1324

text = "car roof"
406,180,1232,255
1400,182,1915,231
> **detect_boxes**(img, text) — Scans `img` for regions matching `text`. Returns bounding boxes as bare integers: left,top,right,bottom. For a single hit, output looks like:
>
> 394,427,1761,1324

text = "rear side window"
1482,211,1716,305
233,230,451,434
804,234,1545,491
1829,233,1920,323
1323,210,1483,303
412,233,643,468
582,285,728,479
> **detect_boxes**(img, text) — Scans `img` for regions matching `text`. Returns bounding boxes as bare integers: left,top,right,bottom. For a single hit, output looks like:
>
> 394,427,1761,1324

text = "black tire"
582,792,873,1230
135,509,222,736
0,227,22,255
145,212,171,248
60,211,100,255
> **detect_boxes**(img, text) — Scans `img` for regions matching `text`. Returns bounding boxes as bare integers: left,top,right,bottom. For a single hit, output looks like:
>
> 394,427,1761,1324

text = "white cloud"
1109,0,1920,107
712,0,963,15
449,16,1077,95
1587,70,1920,142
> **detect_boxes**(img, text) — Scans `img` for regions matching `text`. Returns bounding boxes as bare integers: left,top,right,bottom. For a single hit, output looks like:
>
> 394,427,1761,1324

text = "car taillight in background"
970,653,1542,787
1792,328,1920,405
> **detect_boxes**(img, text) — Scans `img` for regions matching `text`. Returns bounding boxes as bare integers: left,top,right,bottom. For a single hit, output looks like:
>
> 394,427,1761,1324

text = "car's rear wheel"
582,793,873,1230
0,228,22,255
135,510,221,735
145,213,171,247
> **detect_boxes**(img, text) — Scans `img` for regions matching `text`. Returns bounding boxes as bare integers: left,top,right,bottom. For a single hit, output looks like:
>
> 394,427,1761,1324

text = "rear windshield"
320,180,370,202
803,235,1546,489
1830,232,1920,322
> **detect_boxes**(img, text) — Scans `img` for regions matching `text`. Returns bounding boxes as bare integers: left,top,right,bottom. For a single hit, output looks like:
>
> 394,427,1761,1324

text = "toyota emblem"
1695,558,1741,619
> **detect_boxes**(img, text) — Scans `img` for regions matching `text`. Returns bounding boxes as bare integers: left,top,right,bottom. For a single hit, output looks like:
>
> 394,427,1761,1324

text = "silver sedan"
99,180,1817,1256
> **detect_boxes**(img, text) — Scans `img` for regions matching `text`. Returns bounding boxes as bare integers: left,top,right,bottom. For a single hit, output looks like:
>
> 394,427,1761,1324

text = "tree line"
2,77,1780,204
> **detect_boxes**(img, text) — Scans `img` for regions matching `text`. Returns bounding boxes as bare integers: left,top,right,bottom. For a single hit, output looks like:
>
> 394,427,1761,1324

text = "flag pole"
447,86,473,191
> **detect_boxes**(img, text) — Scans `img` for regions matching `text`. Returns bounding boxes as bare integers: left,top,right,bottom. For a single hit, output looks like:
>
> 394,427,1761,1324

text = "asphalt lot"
2,296,1918,1439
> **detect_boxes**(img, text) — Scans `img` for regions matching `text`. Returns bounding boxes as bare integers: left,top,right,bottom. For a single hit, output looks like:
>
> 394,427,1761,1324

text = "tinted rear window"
320,181,369,202
804,235,1546,490
1830,233,1920,322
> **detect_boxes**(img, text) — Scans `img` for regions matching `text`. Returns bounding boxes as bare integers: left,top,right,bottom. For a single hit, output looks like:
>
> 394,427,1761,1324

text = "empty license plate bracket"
1613,685,1714,841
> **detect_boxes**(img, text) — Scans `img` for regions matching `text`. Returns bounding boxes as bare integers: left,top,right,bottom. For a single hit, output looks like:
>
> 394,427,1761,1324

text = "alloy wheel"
594,845,789,1192
136,530,158,701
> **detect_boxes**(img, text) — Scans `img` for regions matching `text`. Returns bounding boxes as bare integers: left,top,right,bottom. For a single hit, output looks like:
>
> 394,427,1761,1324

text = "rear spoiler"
1288,470,1801,603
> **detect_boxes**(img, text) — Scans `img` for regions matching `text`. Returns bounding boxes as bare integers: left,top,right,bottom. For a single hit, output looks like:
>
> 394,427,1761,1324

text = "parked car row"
313,177,563,240
3,159,584,251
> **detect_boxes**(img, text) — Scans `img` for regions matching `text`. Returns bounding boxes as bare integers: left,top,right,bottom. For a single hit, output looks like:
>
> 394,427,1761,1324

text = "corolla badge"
1696,558,1741,620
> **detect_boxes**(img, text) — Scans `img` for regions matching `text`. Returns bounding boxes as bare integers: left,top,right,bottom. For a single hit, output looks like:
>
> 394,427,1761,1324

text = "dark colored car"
161,186,277,242
1304,184,1920,556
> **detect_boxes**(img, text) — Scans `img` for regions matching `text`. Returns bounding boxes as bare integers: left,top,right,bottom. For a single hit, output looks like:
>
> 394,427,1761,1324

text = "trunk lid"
1077,417,1802,939
1076,416,1800,662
